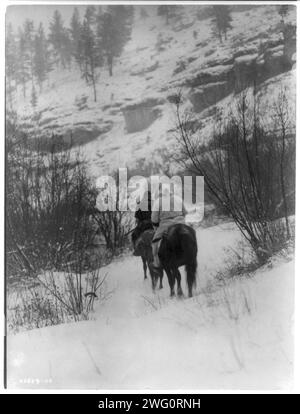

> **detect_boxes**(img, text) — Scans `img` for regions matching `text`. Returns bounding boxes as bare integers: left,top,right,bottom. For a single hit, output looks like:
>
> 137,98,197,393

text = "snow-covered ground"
7,223,294,390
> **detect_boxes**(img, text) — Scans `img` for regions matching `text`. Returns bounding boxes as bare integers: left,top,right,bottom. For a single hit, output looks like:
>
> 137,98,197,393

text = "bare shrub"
6,116,97,280
6,118,133,334
7,287,66,333
90,171,135,255
39,267,107,321
91,210,133,255
174,89,295,263
7,267,107,333
215,243,259,283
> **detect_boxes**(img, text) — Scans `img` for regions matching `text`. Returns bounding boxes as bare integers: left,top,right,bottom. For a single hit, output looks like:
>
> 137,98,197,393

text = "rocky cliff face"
169,24,295,114
12,5,296,175
121,97,164,133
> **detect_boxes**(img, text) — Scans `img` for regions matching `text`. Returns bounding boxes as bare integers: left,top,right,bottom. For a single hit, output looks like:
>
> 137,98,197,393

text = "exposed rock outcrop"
20,118,113,152
186,31,295,112
121,97,164,133
131,61,159,77
189,81,230,112
64,122,113,146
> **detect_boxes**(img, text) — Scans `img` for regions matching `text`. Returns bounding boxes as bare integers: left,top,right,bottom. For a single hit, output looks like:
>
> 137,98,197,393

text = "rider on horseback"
151,186,187,269
132,190,153,254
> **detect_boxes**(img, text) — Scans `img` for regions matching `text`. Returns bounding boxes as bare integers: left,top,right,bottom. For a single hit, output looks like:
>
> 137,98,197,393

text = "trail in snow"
7,223,294,389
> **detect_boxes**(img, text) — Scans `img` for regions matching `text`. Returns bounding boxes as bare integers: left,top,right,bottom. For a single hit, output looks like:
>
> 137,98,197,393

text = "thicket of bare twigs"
7,267,108,333
6,118,95,279
6,115,132,330
174,89,295,263
6,116,132,281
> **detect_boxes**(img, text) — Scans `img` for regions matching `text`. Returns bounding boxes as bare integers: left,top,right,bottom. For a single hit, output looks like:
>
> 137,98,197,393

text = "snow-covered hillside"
7,223,294,389
12,5,296,176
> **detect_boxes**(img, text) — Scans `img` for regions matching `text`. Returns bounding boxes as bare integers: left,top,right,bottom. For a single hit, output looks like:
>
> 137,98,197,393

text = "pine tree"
157,5,171,25
69,7,83,69
157,5,181,25
48,10,71,69
5,23,18,106
17,28,31,98
157,5,182,25
97,5,134,77
211,6,232,43
23,19,35,84
140,7,149,20
80,11,103,102
34,23,50,92
5,23,18,80
85,5,96,26
278,5,289,24
30,84,38,108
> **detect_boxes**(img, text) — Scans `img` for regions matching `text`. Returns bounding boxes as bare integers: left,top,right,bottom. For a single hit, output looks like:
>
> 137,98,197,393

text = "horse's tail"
185,260,197,295
180,227,197,296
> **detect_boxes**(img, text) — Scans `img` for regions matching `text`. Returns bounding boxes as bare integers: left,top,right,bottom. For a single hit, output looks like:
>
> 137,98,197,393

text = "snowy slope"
12,5,296,176
7,223,294,390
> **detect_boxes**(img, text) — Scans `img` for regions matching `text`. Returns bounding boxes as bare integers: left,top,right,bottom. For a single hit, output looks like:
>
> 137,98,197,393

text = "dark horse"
156,223,198,297
133,240,149,280
133,228,163,290
132,190,154,281
132,221,153,280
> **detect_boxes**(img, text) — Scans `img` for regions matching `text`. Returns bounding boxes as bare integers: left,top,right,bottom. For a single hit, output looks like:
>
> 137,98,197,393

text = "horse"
132,229,148,280
133,229,163,290
155,223,198,298
132,223,151,280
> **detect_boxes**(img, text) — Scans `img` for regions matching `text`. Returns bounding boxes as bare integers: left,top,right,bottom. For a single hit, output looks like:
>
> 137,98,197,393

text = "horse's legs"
148,263,158,291
155,266,163,289
159,269,163,289
175,269,183,297
142,256,147,279
165,267,175,297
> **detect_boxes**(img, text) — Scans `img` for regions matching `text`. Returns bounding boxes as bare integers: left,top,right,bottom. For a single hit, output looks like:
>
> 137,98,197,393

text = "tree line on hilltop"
6,5,134,103
6,4,293,106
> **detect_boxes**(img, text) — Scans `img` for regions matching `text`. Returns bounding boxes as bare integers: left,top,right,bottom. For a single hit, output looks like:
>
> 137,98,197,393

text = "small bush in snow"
7,267,108,333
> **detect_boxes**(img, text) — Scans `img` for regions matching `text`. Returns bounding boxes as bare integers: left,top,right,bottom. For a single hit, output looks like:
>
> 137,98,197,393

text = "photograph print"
5,1,296,390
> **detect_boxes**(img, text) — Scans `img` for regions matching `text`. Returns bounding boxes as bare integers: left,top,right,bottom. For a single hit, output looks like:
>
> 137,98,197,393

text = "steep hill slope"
13,5,296,176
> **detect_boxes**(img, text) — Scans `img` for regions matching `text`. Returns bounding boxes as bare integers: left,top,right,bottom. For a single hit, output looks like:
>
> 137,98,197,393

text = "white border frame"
0,0,299,394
